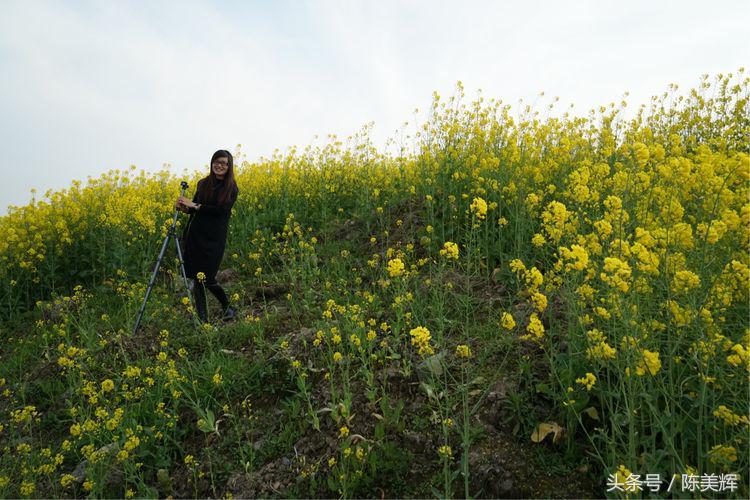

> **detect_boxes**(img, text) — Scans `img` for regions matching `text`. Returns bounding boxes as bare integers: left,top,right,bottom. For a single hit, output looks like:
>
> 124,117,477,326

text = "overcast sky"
1,0,748,212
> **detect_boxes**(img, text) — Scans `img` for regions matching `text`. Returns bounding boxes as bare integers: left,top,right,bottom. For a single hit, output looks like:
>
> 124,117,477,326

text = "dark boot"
222,305,237,322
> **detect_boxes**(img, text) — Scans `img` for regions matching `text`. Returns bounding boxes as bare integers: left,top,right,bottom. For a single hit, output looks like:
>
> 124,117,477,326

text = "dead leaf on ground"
531,421,564,444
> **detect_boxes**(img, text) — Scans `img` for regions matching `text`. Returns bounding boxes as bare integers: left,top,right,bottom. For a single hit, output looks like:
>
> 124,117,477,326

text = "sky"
1,0,748,212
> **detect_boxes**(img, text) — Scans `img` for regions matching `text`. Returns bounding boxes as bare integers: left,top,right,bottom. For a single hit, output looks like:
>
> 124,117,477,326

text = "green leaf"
535,382,552,395
582,407,600,421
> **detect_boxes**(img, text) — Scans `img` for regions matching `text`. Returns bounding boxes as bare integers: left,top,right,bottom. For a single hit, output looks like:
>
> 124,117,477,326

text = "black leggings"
193,277,229,322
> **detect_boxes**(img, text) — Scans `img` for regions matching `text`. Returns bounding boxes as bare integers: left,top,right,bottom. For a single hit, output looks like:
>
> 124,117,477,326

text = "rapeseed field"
0,70,747,498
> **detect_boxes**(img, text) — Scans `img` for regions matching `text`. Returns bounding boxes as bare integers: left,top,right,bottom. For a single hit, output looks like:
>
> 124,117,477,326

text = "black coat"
181,177,238,281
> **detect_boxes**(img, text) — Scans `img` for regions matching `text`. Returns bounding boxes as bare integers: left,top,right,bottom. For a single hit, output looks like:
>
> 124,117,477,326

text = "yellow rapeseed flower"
60,474,75,488
600,257,631,293
524,267,544,291
409,326,434,356
616,465,636,491
575,372,597,390
101,379,115,392
455,344,472,358
500,312,516,330
708,444,737,463
586,341,617,362
523,313,545,341
541,201,571,242
672,270,701,294
509,259,526,274
470,197,488,219
439,241,459,259
20,481,35,496
531,292,548,312
635,349,661,376
713,405,750,426
387,258,405,277
558,245,589,271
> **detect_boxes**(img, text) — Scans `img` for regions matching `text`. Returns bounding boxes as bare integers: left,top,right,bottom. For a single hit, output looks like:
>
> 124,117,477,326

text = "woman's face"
212,157,229,179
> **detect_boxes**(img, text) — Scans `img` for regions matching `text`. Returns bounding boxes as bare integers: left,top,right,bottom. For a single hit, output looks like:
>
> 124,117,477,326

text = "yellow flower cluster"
726,342,749,371
531,233,546,247
558,245,589,271
712,405,750,426
500,312,516,330
541,201,573,242
600,257,631,293
524,267,544,291
455,344,471,358
672,270,701,294
586,329,617,362
439,241,459,260
531,292,547,313
615,465,637,492
522,313,545,342
708,444,737,464
635,349,662,376
575,372,597,391
469,197,487,219
387,258,405,277
509,259,526,274
409,326,434,356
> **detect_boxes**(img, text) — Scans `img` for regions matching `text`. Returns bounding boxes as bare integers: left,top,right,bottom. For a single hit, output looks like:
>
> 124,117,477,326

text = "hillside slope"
0,72,748,498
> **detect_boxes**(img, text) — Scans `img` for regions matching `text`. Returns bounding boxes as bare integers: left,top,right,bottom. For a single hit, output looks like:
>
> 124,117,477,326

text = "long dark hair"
196,150,237,206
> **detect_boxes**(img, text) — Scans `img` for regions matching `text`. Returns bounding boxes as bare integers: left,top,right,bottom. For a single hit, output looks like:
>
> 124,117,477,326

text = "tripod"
132,181,195,334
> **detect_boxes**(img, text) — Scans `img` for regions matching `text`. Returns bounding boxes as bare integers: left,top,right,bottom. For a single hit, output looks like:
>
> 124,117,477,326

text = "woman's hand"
176,196,197,211
175,197,191,212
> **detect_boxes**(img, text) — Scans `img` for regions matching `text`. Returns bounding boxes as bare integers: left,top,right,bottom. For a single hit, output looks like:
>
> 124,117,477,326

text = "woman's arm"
185,180,204,214
194,185,238,217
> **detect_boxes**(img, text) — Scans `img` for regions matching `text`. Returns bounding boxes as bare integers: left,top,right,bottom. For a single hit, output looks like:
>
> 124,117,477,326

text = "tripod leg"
174,235,200,327
132,230,172,335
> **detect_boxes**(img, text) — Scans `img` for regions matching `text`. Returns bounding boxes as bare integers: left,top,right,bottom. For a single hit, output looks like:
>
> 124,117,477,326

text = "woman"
176,149,239,324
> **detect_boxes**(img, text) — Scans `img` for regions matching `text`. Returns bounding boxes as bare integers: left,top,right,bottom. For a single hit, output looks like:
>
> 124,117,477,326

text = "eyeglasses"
212,161,229,167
